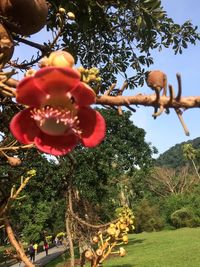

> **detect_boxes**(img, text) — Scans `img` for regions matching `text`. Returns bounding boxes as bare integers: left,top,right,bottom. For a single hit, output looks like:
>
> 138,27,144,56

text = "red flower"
10,67,106,156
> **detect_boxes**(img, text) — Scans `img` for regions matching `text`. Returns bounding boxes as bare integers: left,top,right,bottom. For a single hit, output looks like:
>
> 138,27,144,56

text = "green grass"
46,228,200,267
105,228,200,267
45,254,68,267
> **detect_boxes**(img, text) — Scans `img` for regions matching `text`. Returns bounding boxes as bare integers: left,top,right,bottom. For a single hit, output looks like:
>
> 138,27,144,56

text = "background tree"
182,144,200,180
147,166,198,197
71,109,156,216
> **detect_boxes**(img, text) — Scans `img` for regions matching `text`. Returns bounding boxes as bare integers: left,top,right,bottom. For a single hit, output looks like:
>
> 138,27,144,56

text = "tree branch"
13,36,48,52
96,94,200,109
3,216,34,267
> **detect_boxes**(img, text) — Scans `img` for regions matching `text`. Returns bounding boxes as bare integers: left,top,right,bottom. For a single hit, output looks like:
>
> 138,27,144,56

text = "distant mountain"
156,137,200,168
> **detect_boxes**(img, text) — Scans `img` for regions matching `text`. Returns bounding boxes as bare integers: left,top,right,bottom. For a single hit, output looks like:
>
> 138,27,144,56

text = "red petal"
72,82,96,106
10,108,40,144
78,107,106,147
34,133,78,156
16,76,46,107
34,67,81,96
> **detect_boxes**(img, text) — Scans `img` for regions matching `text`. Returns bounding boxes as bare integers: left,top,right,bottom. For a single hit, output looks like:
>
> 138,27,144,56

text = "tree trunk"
119,187,128,206
66,188,75,267
191,159,200,180
3,216,34,267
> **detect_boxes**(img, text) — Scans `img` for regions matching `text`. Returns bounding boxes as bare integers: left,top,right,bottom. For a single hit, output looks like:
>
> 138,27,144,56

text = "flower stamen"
31,106,82,136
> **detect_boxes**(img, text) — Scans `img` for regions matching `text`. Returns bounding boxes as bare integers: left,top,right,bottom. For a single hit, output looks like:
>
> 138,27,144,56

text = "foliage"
134,198,164,233
159,190,200,228
70,108,156,220
47,0,200,90
1,152,66,243
1,108,155,244
170,208,200,229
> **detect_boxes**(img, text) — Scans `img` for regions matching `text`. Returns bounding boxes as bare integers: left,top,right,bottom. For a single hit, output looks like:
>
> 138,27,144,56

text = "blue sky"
13,0,200,156
132,0,200,155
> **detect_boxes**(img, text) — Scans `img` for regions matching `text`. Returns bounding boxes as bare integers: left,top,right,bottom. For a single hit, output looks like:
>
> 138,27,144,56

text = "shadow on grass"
127,238,145,246
109,264,134,267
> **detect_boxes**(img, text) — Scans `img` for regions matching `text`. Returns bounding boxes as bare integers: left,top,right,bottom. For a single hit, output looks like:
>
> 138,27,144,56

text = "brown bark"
96,94,200,109
3,216,35,267
66,188,75,267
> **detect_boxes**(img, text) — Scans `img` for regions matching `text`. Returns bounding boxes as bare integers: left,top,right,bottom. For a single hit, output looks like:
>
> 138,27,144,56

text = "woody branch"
96,94,200,109
2,76,200,110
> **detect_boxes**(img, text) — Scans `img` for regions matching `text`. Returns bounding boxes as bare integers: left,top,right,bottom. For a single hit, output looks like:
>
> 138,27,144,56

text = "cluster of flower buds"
77,66,101,84
57,7,75,21
106,206,135,246
84,207,135,266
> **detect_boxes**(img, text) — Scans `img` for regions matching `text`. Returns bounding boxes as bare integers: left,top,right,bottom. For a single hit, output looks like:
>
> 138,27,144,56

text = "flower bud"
7,156,21,166
27,169,36,176
119,247,126,257
25,69,37,77
129,219,134,225
85,250,93,260
39,56,49,68
67,12,75,20
122,235,128,244
107,227,116,236
146,70,167,90
119,223,126,230
92,236,99,244
59,8,66,14
48,50,75,68
96,248,103,256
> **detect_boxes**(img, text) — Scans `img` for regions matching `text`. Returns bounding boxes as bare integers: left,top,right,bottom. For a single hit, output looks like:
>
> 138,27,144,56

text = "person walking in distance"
44,241,49,256
33,242,38,255
28,243,35,262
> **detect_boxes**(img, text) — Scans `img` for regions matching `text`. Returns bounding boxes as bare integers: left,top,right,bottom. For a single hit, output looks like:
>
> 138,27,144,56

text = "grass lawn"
46,227,200,267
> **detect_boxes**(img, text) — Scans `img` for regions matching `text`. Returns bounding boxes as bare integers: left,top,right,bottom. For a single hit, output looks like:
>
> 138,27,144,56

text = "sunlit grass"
46,228,200,267
106,228,200,267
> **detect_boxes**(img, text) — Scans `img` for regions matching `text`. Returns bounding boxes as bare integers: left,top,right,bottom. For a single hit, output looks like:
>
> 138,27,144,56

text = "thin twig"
168,84,189,136
175,108,190,136
168,84,174,101
176,73,182,100
104,83,116,96
0,144,34,152
117,81,128,115
69,209,118,230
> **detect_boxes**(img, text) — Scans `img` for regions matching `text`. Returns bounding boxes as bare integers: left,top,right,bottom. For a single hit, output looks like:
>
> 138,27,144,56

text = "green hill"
156,137,200,168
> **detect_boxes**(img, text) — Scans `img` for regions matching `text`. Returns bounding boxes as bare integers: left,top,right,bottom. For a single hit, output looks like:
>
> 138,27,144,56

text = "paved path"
10,245,67,267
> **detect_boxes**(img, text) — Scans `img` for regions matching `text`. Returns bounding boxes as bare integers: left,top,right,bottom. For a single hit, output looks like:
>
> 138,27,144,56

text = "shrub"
160,192,200,228
134,199,164,233
170,207,200,228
